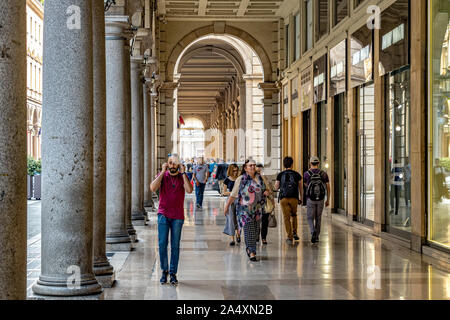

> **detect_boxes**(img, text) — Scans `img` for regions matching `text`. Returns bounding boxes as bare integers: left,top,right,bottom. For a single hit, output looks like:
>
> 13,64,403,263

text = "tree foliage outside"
27,156,41,176
440,158,450,172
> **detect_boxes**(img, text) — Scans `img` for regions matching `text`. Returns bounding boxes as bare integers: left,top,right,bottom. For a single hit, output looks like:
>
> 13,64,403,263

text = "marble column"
238,82,246,161
130,57,146,225
150,91,158,190
160,82,178,157
258,83,280,176
32,0,102,297
92,0,114,287
0,0,27,300
105,15,132,251
143,82,154,208
125,45,138,241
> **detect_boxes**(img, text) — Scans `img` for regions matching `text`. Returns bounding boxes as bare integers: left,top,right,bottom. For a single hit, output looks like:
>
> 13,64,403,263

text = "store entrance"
357,83,375,225
385,67,411,237
317,101,328,170
334,93,347,215
302,110,311,175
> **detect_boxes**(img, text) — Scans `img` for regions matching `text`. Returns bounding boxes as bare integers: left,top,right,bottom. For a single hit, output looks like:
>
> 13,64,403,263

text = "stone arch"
165,25,272,83
177,45,245,78
181,115,207,130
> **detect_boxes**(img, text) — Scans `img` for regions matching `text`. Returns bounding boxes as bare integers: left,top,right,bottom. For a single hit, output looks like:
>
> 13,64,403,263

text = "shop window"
316,0,329,42
313,54,327,103
351,24,373,88
428,0,450,248
294,12,300,61
334,0,348,27
379,0,409,76
305,0,313,52
330,39,346,97
285,24,290,68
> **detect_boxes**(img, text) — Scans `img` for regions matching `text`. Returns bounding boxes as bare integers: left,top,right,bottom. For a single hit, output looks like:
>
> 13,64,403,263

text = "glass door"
302,110,311,174
334,93,348,215
385,67,411,236
317,101,328,171
302,110,311,197
358,83,375,225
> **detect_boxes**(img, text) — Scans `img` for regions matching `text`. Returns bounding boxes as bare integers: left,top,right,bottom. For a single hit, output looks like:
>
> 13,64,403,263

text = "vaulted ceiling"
177,39,243,115
157,0,286,21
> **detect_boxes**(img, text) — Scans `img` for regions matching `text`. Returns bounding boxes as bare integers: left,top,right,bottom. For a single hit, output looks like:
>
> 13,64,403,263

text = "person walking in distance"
193,157,209,209
224,160,270,261
303,156,330,244
222,163,241,245
275,156,303,243
150,155,193,285
256,164,274,245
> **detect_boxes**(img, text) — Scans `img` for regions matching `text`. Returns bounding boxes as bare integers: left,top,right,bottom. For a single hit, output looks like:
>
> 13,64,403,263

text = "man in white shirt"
193,157,209,209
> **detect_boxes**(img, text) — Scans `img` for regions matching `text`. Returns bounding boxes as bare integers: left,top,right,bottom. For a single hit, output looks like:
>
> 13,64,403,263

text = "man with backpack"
303,156,330,244
275,156,303,242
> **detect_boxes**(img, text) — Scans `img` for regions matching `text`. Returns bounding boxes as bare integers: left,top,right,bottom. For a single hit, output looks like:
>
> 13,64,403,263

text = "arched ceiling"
177,40,242,115
157,0,285,21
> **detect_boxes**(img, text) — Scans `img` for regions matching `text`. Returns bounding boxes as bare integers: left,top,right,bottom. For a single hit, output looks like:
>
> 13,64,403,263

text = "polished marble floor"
102,191,450,300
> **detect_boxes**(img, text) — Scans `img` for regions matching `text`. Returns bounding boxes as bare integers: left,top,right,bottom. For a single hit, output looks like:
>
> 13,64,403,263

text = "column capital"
160,81,179,92
130,55,144,64
105,15,132,39
258,82,279,100
257,82,278,92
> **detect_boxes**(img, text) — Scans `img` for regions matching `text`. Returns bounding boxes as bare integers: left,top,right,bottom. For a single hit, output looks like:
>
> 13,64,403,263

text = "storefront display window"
301,67,312,111
351,24,373,88
379,0,409,76
291,77,299,117
330,40,346,97
429,0,450,248
313,55,327,103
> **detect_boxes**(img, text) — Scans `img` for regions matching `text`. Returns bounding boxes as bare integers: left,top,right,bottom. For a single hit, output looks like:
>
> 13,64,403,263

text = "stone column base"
106,235,133,251
132,217,147,226
32,277,103,298
29,291,105,300
106,242,133,251
144,199,155,208
95,273,115,288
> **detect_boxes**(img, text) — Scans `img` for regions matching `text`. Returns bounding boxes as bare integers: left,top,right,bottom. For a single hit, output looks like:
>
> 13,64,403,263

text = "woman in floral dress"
224,159,269,261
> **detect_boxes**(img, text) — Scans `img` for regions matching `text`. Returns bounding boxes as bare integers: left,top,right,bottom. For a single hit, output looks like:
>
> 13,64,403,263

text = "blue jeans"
195,183,206,206
158,214,184,274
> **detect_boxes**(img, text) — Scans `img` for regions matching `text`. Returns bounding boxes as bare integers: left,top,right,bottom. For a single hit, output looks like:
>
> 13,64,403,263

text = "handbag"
268,212,277,228
264,198,274,214
223,202,236,236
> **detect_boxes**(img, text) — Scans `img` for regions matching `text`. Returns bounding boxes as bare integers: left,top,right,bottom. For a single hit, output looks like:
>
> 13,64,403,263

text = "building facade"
279,0,448,256
26,0,44,160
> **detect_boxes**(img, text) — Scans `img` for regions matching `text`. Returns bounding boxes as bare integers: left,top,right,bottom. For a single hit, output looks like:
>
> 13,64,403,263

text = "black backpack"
306,170,326,201
279,171,299,200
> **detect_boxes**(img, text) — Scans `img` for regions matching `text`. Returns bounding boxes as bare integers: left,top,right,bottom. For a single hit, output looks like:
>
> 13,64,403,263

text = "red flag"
179,115,185,126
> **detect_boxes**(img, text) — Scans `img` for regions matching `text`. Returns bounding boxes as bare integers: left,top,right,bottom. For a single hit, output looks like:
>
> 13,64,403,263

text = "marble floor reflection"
103,191,450,300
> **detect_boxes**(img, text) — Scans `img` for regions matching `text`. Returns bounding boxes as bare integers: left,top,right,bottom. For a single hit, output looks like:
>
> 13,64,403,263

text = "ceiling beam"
198,0,208,16
237,0,250,16
157,0,166,15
